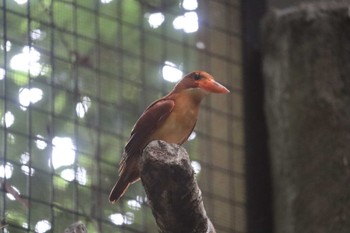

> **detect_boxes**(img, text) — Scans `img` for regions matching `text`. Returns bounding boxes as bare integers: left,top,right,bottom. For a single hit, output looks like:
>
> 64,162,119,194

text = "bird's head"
174,71,230,94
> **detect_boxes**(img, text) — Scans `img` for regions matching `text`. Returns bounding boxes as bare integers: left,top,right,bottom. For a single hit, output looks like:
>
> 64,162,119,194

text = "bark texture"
64,221,88,233
140,140,215,233
263,2,350,233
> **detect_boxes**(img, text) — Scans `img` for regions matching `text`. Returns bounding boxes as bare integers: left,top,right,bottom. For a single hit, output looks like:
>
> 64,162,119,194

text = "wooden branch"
140,140,216,233
64,221,88,233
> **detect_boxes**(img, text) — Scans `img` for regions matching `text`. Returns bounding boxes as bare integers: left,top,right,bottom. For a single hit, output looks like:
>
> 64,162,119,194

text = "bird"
109,71,230,203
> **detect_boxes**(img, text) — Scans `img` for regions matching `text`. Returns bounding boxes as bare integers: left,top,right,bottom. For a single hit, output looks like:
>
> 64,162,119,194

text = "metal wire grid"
0,0,244,232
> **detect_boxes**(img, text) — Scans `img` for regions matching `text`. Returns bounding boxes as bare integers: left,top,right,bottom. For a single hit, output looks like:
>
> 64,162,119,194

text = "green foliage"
0,0,200,232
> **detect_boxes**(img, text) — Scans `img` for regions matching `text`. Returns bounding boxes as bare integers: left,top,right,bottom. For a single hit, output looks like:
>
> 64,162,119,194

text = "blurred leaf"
53,1,74,31
54,91,67,114
122,0,141,25
77,8,96,39
11,71,28,86
98,16,118,44
53,175,69,191
5,210,27,228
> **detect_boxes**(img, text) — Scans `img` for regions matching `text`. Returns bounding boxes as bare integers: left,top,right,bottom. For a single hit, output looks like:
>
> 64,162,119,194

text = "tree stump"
140,140,215,233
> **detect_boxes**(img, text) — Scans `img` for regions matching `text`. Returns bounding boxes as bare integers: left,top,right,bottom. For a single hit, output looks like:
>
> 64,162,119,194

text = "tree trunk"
140,140,216,233
263,2,350,233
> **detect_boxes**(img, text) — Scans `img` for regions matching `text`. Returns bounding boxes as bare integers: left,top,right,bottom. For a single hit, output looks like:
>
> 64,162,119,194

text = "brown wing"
118,98,175,174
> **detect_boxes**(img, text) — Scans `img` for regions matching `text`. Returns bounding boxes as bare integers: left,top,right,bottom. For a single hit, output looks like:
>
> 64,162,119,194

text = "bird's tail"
109,177,130,203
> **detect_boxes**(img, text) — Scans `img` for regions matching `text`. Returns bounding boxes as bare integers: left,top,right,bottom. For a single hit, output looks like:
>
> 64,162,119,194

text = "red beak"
200,79,230,93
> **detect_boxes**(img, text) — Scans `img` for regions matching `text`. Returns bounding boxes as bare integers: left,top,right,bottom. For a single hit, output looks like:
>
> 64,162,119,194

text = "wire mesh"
0,0,244,232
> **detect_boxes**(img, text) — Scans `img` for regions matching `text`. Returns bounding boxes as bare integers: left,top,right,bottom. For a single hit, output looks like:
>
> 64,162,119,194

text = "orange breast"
148,91,200,144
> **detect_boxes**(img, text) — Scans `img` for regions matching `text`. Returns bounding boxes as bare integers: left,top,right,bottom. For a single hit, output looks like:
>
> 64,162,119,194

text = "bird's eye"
194,73,201,80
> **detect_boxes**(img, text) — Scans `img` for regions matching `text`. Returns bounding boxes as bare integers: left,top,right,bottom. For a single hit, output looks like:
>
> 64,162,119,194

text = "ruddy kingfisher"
109,71,229,203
